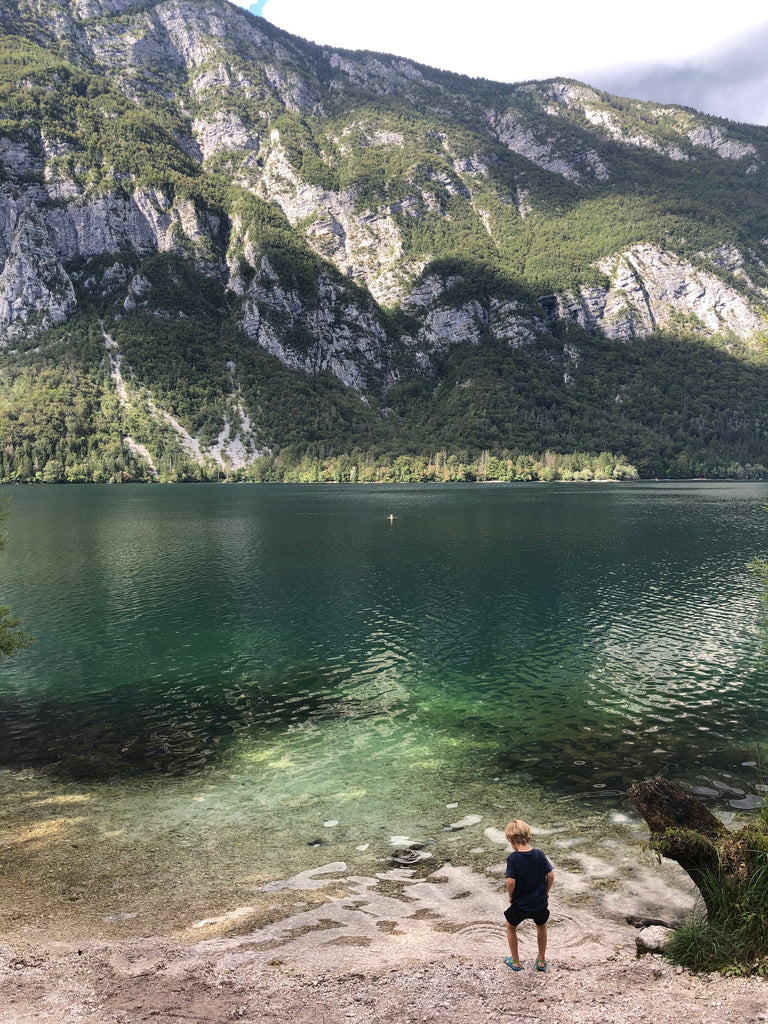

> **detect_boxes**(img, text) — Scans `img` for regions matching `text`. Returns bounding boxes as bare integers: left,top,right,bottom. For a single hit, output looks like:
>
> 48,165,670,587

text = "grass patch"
664,802,768,976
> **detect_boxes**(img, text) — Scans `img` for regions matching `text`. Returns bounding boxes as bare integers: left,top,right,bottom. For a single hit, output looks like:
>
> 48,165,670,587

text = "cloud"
231,0,768,124
582,23,768,125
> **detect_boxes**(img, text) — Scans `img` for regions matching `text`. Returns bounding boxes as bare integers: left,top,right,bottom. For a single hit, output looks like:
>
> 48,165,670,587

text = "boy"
503,818,554,972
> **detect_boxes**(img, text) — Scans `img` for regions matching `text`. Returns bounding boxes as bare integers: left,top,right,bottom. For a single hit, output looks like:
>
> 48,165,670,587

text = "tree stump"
627,776,727,840
628,775,765,926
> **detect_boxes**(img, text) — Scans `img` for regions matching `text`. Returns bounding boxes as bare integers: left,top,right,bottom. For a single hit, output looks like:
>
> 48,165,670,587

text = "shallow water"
1,482,767,936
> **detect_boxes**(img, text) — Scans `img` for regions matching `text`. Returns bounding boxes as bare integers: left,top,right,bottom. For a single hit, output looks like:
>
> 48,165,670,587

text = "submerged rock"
390,847,431,865
444,814,482,831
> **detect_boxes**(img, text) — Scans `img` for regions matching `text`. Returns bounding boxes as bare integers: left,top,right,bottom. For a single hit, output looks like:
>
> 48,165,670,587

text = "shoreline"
3,763,767,1023
5,477,768,486
2,785,766,1022
3,855,767,1024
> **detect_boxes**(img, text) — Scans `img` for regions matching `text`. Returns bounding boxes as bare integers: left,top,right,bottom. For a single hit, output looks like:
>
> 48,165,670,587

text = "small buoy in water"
389,513,394,521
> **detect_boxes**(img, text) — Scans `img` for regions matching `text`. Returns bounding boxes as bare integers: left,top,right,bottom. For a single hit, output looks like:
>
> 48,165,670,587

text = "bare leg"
506,921,520,962
535,923,547,965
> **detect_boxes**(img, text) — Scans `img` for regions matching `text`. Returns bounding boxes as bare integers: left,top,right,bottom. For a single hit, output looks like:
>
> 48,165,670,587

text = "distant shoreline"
4,476,768,486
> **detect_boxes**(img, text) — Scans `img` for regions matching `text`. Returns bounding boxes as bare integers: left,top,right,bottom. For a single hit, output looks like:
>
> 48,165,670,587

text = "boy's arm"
545,869,554,894
506,877,516,902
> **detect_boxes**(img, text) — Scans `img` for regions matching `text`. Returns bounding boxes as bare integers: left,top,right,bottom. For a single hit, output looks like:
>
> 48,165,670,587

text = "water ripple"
2,482,768,809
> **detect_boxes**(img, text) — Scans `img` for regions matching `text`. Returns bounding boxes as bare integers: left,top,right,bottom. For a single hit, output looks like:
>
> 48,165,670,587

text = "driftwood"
628,775,762,922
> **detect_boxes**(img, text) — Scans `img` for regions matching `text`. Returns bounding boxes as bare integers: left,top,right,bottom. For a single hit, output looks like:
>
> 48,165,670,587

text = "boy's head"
505,819,531,847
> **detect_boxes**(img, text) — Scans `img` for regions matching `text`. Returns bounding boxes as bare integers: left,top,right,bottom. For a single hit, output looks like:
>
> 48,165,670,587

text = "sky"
231,0,768,125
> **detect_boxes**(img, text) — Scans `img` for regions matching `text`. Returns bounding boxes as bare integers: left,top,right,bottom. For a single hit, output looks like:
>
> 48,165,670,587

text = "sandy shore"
3,853,767,1023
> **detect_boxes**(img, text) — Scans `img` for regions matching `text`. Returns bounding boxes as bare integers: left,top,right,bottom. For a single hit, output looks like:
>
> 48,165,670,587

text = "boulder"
636,925,676,954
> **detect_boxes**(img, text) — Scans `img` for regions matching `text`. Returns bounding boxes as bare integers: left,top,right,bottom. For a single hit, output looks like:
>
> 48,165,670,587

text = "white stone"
448,814,482,830
636,925,676,953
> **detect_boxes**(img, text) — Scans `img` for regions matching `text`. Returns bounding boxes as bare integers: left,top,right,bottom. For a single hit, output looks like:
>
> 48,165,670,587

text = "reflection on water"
1,481,767,894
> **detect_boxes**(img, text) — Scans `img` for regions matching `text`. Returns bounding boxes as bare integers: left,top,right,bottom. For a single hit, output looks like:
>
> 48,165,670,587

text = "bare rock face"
238,258,390,391
487,109,609,182
327,51,426,95
256,138,421,306
0,0,767,396
0,183,222,341
44,192,165,259
0,138,43,177
687,125,756,161
545,244,766,342
0,210,76,343
193,113,261,162
544,80,756,165
401,274,462,313
414,297,540,352
400,273,542,359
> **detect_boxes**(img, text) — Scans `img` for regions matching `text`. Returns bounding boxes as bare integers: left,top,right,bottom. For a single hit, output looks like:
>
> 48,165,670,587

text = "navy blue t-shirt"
506,848,553,912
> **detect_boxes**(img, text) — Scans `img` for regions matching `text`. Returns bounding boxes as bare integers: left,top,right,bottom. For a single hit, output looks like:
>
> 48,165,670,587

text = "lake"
1,481,767,938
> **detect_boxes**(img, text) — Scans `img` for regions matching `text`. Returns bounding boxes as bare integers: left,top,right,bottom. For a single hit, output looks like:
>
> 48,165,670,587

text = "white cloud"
232,1,765,77
584,24,768,125
229,0,768,122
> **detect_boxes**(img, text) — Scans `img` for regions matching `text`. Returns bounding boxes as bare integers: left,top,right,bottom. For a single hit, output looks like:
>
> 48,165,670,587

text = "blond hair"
504,819,531,846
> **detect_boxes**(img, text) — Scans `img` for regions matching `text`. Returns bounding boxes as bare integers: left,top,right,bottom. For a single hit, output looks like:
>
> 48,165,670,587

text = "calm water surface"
2,481,768,915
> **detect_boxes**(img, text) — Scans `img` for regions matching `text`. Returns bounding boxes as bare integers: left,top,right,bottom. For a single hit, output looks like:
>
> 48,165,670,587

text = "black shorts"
504,904,550,928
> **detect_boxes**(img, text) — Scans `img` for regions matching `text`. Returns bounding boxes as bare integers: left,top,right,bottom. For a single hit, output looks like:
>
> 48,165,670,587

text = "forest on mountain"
1,0,768,481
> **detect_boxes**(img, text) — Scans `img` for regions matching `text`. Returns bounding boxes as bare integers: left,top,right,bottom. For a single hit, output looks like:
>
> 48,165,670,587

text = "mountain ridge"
1,0,767,481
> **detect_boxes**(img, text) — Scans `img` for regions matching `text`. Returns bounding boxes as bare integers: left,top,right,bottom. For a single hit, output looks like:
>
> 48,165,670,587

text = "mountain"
1,0,768,481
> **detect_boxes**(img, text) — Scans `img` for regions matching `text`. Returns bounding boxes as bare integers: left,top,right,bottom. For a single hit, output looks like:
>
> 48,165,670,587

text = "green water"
1,481,768,924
